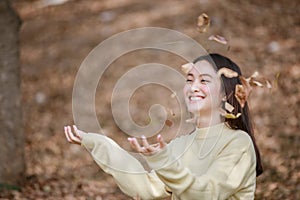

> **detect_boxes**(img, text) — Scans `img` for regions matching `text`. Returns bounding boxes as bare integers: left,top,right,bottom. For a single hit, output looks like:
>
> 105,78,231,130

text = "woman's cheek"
200,84,209,94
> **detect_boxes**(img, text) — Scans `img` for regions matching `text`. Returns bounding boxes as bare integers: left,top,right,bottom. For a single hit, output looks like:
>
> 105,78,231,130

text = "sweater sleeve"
81,133,170,199
145,134,257,199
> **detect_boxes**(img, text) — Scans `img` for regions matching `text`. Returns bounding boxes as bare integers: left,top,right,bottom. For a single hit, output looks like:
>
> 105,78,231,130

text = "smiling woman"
183,59,224,127
64,53,263,200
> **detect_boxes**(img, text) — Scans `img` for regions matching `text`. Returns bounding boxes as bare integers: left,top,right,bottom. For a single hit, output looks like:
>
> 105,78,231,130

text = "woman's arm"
130,133,256,199
64,125,170,199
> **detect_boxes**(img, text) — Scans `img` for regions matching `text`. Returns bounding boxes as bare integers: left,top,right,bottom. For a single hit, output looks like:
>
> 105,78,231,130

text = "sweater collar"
195,122,226,139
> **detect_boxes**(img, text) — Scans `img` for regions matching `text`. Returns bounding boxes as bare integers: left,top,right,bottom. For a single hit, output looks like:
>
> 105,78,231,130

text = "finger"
67,126,81,145
157,134,166,148
144,144,158,153
73,125,82,139
65,126,77,144
141,135,150,148
64,126,72,142
128,137,143,153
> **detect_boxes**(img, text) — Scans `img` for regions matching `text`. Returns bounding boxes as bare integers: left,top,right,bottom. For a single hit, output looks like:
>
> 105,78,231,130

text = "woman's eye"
186,79,193,82
201,79,209,83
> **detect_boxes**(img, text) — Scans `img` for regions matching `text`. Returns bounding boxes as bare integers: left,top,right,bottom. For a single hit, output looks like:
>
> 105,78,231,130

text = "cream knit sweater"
81,123,256,200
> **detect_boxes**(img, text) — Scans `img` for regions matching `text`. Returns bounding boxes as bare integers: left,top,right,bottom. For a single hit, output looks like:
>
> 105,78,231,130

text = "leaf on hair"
225,102,235,113
219,107,241,119
224,113,242,119
217,67,239,78
235,83,249,108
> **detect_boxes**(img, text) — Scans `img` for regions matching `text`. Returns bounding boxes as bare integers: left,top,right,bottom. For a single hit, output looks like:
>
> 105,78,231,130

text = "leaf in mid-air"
197,13,210,33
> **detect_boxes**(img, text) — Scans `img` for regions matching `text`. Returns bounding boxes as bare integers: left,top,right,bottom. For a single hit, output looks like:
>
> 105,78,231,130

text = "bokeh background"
2,0,299,199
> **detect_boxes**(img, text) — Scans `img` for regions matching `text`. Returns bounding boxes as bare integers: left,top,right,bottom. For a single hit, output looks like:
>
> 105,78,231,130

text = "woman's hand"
128,134,167,155
64,125,87,145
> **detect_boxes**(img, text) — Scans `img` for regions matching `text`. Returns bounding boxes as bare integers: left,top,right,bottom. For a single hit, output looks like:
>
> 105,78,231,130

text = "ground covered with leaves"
1,0,299,199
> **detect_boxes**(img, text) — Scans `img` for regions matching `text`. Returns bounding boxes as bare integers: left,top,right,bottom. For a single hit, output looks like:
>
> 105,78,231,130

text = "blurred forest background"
0,0,299,199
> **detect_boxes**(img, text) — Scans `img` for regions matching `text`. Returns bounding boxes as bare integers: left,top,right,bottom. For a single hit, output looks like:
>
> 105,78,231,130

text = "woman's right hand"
64,125,87,145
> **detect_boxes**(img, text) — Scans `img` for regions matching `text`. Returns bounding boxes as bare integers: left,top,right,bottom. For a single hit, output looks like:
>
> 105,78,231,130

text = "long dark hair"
193,53,263,177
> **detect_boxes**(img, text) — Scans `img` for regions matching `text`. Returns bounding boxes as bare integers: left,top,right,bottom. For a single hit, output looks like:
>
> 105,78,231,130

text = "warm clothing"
81,123,256,200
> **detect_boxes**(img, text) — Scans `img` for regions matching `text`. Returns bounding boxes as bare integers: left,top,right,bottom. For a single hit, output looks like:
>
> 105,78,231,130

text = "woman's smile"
189,94,206,101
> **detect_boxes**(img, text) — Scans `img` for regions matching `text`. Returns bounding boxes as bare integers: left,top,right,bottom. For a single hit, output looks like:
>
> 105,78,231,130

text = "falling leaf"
251,80,264,87
217,67,239,78
197,13,210,33
227,45,231,51
243,71,265,88
181,63,194,74
208,35,228,45
225,102,235,112
165,119,173,127
274,72,280,89
236,76,253,108
250,71,259,78
265,80,272,89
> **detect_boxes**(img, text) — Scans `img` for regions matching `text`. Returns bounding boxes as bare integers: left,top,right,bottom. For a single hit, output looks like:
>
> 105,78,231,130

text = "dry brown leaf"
244,71,266,88
235,84,246,105
208,35,228,45
235,84,247,108
225,102,235,112
219,107,241,119
265,80,272,89
274,72,280,89
251,80,264,87
250,71,259,79
224,113,241,119
217,67,239,78
197,13,210,33
181,63,194,74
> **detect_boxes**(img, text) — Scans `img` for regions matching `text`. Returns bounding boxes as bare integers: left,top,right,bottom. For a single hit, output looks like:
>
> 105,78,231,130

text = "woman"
65,53,263,199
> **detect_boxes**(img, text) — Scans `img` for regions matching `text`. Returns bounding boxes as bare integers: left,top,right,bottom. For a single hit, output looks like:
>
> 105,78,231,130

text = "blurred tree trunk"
0,0,25,186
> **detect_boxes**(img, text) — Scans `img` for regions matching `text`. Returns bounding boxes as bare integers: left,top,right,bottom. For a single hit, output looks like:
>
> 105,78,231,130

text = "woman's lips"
189,95,205,101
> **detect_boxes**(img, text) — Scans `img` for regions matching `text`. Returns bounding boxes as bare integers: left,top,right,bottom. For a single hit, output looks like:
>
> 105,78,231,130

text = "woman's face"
183,60,223,115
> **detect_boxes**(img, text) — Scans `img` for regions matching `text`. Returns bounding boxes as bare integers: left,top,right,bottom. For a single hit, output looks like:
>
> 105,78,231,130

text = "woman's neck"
194,110,223,128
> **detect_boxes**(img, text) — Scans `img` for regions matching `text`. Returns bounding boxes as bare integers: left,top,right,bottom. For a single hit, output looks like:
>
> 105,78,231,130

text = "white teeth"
190,96,203,101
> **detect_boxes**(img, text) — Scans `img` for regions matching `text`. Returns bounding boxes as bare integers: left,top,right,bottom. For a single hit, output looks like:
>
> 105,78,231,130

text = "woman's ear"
222,95,227,102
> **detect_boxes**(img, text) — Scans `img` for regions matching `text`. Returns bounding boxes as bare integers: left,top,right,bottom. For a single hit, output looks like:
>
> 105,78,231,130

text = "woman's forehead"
189,60,217,76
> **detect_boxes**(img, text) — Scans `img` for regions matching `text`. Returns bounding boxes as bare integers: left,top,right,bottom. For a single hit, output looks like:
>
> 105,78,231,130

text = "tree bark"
0,0,25,186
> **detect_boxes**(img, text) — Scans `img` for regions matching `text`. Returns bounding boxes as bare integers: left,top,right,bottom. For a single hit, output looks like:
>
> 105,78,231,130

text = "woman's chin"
187,107,203,115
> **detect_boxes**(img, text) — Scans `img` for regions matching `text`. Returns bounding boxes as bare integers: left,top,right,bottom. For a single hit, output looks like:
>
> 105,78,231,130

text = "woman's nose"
191,80,200,92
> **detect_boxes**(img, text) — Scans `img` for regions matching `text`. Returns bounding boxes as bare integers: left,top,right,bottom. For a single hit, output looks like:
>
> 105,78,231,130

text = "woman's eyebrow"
199,74,213,78
187,73,213,78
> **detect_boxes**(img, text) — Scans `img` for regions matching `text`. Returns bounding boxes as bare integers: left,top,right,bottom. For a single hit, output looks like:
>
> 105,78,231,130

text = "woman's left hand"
128,134,167,155
64,125,87,145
